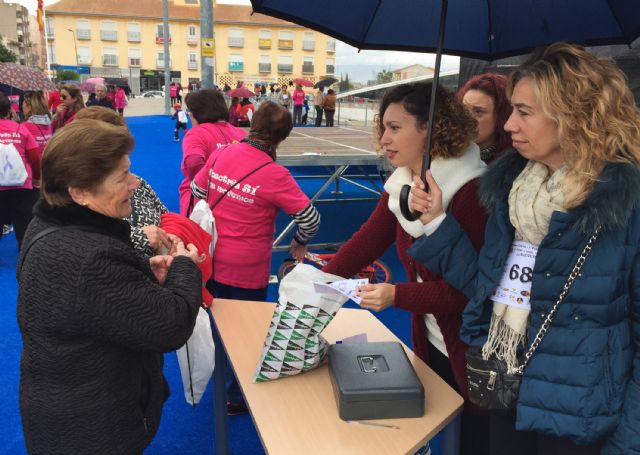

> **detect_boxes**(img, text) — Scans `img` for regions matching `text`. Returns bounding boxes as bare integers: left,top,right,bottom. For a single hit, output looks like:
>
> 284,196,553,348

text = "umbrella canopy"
104,77,129,87
293,78,314,87
0,63,56,92
226,87,255,98
251,0,640,61
314,77,337,89
81,76,105,92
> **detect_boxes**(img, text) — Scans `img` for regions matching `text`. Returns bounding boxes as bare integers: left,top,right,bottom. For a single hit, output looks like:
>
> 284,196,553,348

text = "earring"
82,202,89,207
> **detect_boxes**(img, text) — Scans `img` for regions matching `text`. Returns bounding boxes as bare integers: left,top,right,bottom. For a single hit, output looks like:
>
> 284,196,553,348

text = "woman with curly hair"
457,73,513,163
410,43,640,453
322,81,489,455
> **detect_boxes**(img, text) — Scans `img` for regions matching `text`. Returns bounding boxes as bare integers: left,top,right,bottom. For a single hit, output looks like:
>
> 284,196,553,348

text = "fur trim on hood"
479,148,640,234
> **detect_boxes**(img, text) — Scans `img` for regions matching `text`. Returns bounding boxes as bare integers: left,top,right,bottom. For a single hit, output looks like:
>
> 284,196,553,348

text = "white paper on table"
313,278,369,305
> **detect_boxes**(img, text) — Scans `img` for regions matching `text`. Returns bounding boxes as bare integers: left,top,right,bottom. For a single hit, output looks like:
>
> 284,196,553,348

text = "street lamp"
66,28,78,66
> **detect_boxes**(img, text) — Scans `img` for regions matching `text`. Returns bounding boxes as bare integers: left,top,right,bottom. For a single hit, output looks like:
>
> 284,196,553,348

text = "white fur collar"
385,143,486,238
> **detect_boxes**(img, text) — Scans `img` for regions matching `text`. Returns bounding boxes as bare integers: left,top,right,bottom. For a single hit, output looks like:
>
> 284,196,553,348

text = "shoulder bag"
466,229,599,412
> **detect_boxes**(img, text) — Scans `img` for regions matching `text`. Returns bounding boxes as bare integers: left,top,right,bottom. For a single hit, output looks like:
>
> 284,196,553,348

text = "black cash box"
328,341,425,421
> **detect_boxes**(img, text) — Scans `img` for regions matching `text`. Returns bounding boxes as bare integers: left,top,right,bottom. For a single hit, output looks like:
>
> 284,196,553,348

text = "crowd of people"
1,41,639,454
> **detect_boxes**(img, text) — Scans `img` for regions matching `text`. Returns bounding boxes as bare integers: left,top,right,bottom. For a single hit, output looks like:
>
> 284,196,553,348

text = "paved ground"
124,96,167,117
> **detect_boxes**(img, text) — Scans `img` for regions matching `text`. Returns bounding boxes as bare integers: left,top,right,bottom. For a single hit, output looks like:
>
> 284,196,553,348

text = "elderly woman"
179,89,246,215
17,119,203,454
75,106,172,256
86,84,115,109
50,84,85,133
323,82,489,455
190,101,320,414
457,73,513,163
409,43,640,454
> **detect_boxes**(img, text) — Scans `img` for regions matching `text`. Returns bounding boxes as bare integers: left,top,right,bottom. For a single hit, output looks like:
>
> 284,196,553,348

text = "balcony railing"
127,31,141,42
46,30,54,40
188,60,198,70
277,64,293,74
302,63,314,74
156,59,171,68
129,58,141,67
327,41,336,52
228,37,244,48
77,55,92,65
100,30,117,41
187,35,198,45
229,61,244,72
278,39,293,50
155,36,172,44
326,65,335,74
259,38,271,49
258,63,271,73
77,29,91,40
102,55,118,66
302,40,315,51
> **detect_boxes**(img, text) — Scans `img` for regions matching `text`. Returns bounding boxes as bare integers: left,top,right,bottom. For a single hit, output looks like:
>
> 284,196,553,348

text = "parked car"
141,90,164,98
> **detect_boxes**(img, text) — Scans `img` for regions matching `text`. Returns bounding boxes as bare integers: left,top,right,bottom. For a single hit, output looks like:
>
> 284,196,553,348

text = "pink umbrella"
293,78,314,88
226,87,255,98
80,77,105,93
0,63,55,91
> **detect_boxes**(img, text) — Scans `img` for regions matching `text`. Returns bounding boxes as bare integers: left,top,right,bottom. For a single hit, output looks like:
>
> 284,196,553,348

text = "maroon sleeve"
322,192,397,279
394,180,487,315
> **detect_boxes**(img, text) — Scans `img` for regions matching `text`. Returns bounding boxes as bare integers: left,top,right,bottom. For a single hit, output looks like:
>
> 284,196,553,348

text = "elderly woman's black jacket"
17,200,202,455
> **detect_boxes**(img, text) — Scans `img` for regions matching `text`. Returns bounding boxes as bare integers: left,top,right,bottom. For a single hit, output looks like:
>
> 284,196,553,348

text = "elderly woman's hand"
142,225,172,253
290,239,307,261
173,240,204,264
149,255,174,284
410,170,445,225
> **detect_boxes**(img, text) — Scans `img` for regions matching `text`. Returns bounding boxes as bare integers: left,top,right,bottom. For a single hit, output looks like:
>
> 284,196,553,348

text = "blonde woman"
409,43,640,454
21,90,52,188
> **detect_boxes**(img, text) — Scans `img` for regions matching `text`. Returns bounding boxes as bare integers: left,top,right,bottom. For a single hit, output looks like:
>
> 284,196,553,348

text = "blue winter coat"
408,150,640,453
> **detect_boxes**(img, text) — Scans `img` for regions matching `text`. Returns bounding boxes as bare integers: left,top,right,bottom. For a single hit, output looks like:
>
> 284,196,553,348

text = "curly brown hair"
374,82,477,159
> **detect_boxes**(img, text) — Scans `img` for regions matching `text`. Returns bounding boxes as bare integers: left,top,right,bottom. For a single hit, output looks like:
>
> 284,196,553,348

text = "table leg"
209,310,229,455
438,413,461,455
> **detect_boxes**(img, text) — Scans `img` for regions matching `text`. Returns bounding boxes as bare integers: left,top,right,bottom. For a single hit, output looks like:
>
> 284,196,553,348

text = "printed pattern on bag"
0,140,28,186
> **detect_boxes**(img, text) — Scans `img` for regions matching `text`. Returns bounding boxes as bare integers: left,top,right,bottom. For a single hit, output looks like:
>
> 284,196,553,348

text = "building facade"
45,0,337,95
392,64,434,81
0,1,35,66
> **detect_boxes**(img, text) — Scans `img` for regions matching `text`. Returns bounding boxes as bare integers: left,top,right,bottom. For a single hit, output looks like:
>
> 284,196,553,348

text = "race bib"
490,240,538,310
282,95,289,99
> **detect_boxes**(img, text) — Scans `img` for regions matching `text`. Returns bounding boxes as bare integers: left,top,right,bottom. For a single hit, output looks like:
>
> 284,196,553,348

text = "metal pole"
364,98,368,127
42,6,51,74
66,29,78,66
162,0,171,115
200,0,214,88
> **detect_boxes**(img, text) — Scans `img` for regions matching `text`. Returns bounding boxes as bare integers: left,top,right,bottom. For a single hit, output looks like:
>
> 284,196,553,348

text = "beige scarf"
483,161,567,372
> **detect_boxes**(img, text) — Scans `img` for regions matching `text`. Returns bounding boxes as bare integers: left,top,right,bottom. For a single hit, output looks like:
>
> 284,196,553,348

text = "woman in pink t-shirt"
0,93,40,248
21,91,52,188
292,84,305,126
179,89,247,215
191,101,320,413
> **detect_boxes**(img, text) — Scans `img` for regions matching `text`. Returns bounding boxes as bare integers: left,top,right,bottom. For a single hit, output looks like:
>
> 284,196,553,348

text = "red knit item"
323,181,487,413
160,213,213,307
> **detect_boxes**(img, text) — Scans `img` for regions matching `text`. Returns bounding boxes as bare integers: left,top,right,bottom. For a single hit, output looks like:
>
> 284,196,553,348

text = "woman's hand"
142,225,172,253
149,255,174,284
290,239,307,261
357,283,395,312
56,104,67,115
173,240,204,264
410,170,445,225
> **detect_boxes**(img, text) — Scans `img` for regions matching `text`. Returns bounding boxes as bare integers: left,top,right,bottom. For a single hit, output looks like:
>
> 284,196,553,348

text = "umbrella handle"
399,152,431,221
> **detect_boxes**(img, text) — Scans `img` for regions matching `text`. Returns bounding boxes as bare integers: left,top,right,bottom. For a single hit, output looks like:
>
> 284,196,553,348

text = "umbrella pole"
399,0,449,221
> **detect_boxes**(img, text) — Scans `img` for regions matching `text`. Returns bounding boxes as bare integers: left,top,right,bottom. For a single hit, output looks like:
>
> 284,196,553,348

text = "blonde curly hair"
508,42,640,208
374,82,477,159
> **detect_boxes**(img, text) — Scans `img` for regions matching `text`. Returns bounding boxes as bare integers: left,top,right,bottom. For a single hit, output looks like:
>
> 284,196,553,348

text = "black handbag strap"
17,224,94,276
516,228,600,374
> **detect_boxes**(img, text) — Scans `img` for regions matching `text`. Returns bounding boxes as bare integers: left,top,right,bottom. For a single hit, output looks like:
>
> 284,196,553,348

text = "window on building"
100,21,117,41
303,31,315,50
228,28,244,48
156,24,171,42
188,51,198,69
277,55,293,73
278,30,294,50
229,53,244,72
259,29,272,48
185,0,198,3
78,46,92,65
102,47,118,66
47,44,56,63
187,25,197,43
127,23,141,42
259,54,271,73
128,48,141,67
76,19,90,40
45,17,54,38
326,57,335,75
302,56,314,74
156,50,171,67
327,38,336,52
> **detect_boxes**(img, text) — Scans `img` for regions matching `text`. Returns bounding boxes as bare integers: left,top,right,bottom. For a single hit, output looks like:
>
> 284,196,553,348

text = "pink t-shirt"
292,89,305,106
179,121,246,215
22,120,52,183
0,119,38,191
193,142,310,288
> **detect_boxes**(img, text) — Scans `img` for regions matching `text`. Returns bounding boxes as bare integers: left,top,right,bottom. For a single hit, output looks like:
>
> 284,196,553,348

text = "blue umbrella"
251,0,640,219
